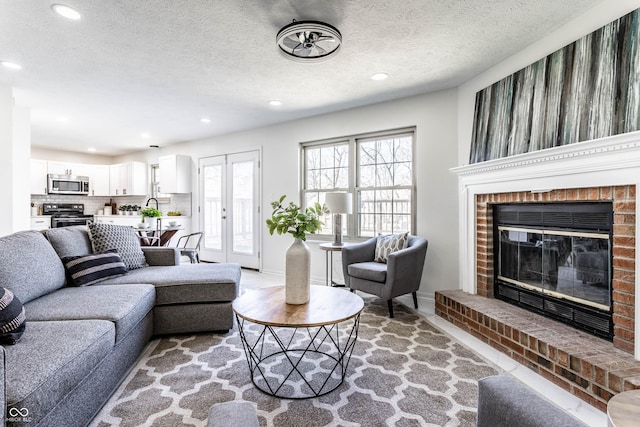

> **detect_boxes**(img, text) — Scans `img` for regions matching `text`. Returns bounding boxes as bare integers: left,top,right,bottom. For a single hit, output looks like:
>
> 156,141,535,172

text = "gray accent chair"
342,235,428,317
477,375,588,427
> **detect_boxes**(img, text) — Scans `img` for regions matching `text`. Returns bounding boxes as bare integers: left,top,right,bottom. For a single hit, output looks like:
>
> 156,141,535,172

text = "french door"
199,151,260,269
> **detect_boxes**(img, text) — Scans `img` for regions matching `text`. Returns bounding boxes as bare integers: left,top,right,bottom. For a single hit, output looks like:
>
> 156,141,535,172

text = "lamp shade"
325,192,352,214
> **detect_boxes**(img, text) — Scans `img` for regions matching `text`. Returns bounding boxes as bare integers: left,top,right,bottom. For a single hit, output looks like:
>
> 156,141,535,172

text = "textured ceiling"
0,0,603,155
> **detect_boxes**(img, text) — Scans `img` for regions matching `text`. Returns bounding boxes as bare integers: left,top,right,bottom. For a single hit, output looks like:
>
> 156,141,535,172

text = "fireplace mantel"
451,131,640,359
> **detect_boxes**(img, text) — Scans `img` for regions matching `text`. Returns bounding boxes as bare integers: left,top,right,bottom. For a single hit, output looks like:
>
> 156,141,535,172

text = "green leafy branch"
266,195,329,241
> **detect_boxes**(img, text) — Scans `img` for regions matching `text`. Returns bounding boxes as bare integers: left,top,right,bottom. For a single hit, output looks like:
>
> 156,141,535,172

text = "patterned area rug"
90,299,501,427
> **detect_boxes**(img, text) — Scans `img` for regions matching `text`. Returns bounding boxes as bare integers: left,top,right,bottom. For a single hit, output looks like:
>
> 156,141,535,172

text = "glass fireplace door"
498,226,610,311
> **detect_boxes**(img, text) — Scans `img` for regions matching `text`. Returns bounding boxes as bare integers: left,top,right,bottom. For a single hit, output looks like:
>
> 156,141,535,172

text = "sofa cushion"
0,288,26,345
99,264,241,305
374,232,409,263
43,225,92,258
4,320,114,425
88,223,147,270
348,261,387,283
24,284,155,343
62,250,127,286
0,230,66,304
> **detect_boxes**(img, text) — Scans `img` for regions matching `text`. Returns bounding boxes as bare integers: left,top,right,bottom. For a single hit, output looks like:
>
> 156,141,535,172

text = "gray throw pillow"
88,223,147,270
374,232,409,263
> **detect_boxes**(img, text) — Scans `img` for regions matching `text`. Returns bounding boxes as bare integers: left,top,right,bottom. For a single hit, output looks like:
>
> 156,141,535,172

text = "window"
301,128,415,240
150,164,170,200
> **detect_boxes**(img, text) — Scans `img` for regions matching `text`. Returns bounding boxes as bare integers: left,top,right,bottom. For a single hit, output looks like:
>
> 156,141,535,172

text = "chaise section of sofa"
99,263,240,334
43,225,241,334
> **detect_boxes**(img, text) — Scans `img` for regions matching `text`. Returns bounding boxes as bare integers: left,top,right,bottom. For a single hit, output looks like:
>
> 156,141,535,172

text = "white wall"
0,85,13,235
0,86,31,235
117,88,460,302
32,146,113,165
457,0,640,166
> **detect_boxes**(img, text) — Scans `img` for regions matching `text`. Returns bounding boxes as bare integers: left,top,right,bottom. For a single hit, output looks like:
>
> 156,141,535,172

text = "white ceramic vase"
285,238,311,304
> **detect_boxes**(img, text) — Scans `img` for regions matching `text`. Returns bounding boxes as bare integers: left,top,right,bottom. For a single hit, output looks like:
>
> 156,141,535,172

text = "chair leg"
387,299,394,318
412,292,418,309
350,289,356,294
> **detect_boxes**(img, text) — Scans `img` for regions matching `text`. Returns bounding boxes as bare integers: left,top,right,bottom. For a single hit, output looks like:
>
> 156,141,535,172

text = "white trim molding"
451,131,640,360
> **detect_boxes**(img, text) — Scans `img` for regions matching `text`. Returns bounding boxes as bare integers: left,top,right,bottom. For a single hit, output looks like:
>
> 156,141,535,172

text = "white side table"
319,242,350,287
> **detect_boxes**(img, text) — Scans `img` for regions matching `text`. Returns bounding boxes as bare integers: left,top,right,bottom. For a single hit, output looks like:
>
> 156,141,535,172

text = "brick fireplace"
441,132,640,411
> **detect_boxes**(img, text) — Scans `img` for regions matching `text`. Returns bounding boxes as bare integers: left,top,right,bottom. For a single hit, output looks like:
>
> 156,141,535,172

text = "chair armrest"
386,239,428,297
142,247,180,266
341,238,377,287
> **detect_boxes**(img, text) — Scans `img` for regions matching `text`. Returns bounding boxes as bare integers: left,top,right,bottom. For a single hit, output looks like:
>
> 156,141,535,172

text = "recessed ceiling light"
52,4,82,20
87,147,97,152
200,117,211,123
140,133,150,139
269,100,282,106
1,61,22,70
370,73,389,81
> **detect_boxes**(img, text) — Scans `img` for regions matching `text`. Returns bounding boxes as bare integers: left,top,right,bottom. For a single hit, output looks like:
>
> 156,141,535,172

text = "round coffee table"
232,285,364,399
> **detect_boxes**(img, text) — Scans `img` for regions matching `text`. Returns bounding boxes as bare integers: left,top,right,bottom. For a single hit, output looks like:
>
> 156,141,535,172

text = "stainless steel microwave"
47,174,90,195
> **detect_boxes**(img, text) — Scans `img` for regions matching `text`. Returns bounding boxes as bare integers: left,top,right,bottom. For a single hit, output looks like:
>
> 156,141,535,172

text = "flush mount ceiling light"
276,20,342,63
1,61,22,70
52,4,82,20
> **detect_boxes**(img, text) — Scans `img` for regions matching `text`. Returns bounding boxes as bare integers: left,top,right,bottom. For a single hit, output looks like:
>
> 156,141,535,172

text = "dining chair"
176,232,204,263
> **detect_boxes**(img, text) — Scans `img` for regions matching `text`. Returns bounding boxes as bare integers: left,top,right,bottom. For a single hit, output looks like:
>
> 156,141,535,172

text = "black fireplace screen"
498,226,610,311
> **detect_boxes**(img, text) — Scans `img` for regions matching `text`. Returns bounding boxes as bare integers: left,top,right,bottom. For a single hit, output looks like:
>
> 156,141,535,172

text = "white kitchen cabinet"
109,162,148,196
47,161,85,177
30,159,48,195
159,154,191,193
30,216,51,230
88,165,110,196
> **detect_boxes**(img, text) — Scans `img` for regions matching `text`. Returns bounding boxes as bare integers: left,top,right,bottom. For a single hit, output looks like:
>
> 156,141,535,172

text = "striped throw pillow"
0,287,26,345
62,250,127,286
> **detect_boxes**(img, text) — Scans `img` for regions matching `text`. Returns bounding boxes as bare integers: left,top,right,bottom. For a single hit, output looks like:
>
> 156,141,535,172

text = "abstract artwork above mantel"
469,9,640,164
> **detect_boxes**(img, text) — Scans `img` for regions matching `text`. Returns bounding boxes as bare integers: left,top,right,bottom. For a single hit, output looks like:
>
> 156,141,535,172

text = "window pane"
375,164,393,187
394,162,412,186
232,161,253,254
307,168,320,189
336,145,349,168
320,146,335,169
335,167,349,188
321,168,335,188
359,165,375,187
395,137,412,162
359,141,377,165
378,139,394,164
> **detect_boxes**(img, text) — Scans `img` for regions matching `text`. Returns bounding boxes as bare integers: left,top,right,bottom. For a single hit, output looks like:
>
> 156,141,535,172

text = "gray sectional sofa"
0,226,241,427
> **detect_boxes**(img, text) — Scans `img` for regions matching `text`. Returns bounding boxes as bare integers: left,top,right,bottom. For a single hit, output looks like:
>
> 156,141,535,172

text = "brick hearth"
437,185,638,410
435,290,640,412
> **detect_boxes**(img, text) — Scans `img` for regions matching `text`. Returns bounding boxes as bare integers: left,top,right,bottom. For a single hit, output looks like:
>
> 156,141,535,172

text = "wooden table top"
232,285,364,327
607,389,640,427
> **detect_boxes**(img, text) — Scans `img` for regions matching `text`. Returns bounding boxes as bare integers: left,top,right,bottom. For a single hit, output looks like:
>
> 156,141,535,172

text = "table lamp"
325,192,352,246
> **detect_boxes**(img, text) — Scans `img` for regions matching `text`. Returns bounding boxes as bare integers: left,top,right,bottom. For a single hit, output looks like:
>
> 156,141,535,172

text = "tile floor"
238,269,607,427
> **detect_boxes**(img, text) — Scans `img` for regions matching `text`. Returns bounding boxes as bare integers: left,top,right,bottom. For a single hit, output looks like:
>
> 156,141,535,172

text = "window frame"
300,127,416,241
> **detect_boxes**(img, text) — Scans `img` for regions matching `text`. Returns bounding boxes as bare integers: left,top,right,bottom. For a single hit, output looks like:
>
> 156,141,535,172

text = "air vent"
542,212,573,227
574,311,611,334
519,212,543,224
544,300,573,319
520,293,543,310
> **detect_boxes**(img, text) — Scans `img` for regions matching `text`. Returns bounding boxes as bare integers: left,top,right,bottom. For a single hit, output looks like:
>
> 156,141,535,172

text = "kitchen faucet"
145,197,159,210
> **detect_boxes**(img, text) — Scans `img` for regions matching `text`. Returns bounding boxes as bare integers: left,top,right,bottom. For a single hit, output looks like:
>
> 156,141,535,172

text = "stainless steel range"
43,203,94,228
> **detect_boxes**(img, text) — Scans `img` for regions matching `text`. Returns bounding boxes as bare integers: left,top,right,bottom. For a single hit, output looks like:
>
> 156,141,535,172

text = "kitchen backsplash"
31,193,192,216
